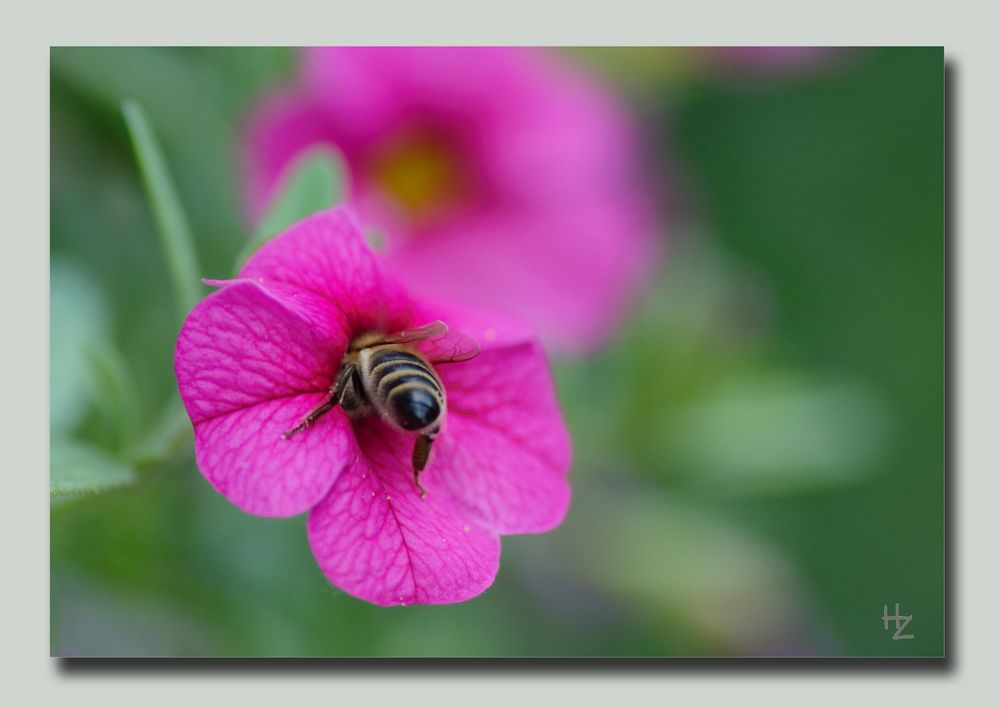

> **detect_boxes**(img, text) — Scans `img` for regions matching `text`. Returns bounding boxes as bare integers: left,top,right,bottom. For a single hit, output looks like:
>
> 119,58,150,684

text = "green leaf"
51,440,136,502
125,397,192,467
234,147,346,273
663,374,890,495
563,486,813,654
52,573,220,656
83,341,143,453
50,259,110,434
121,99,202,317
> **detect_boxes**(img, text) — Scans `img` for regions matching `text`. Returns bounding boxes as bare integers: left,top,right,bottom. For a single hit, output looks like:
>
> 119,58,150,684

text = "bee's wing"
415,328,481,364
375,320,480,364
373,320,450,346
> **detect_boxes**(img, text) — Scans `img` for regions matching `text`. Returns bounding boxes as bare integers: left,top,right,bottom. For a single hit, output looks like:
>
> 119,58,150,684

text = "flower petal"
195,395,355,518
412,299,537,353
241,89,335,223
432,337,572,534
176,280,354,516
308,420,500,606
392,200,658,353
239,207,414,337
300,47,536,147
244,48,662,353
404,302,572,533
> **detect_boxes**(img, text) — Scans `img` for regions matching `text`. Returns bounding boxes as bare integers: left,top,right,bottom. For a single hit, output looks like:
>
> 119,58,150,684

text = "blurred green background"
50,47,944,657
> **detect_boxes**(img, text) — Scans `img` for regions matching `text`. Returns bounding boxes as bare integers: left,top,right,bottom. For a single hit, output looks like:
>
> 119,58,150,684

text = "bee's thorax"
348,330,388,352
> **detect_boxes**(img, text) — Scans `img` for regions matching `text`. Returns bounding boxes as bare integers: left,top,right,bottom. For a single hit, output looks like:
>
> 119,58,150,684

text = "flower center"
368,130,466,225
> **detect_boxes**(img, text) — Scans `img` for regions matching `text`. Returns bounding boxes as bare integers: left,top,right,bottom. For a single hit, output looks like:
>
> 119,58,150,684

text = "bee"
282,320,480,497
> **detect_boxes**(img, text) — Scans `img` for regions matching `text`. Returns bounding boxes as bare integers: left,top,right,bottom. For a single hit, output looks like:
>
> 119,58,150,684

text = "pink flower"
174,207,571,605
243,47,659,354
705,47,840,75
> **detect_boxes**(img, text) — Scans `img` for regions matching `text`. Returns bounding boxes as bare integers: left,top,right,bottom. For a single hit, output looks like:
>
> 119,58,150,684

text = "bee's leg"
411,434,434,499
282,363,356,440
352,366,368,405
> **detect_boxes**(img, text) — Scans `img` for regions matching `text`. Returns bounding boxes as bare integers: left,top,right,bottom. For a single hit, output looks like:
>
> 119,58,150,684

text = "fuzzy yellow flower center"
369,132,465,224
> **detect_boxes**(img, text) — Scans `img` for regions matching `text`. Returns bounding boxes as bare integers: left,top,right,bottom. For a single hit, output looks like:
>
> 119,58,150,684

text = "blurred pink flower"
705,46,840,75
243,47,660,353
175,207,571,605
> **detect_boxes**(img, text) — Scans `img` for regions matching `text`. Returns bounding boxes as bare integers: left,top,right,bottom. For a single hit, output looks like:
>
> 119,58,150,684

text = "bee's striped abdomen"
366,347,444,432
